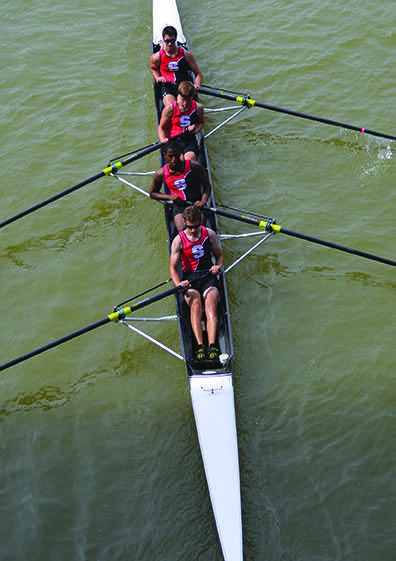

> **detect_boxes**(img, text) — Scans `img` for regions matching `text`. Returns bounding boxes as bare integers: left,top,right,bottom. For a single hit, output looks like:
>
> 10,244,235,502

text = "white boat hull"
190,373,243,561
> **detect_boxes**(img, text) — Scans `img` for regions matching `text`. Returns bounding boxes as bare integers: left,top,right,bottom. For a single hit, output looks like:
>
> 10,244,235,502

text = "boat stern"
189,372,243,561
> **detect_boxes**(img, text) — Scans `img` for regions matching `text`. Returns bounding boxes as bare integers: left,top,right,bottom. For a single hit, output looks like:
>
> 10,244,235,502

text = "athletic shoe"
194,344,206,361
206,344,219,361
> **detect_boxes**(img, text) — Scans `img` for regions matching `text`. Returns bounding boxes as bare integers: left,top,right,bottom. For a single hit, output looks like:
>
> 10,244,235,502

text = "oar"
0,285,180,373
0,141,162,230
198,85,396,142
188,202,396,268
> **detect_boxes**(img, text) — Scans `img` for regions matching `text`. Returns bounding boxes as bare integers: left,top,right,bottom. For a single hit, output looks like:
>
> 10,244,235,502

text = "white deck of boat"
152,0,186,45
190,373,243,561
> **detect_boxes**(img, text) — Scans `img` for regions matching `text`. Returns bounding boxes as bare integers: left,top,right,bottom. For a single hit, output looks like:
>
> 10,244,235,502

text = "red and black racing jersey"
159,47,190,84
163,159,202,202
179,226,212,272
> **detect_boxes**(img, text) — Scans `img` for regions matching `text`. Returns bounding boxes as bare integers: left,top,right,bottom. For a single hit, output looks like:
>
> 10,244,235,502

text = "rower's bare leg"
184,150,197,161
174,213,185,231
175,212,204,231
185,289,203,345
203,287,219,345
163,93,176,107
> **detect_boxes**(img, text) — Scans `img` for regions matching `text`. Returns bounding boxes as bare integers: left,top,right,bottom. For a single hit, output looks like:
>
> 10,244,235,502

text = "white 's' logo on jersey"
174,178,186,191
168,61,179,71
180,115,192,127
192,244,204,259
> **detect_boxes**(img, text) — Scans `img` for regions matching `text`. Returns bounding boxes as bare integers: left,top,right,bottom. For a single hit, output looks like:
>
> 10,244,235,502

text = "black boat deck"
152,41,233,376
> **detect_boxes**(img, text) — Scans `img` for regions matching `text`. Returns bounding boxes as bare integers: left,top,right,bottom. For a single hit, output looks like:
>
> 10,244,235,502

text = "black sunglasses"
185,223,200,230
164,38,176,44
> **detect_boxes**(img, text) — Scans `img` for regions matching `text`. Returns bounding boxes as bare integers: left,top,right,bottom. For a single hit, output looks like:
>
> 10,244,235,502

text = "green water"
1,1,396,559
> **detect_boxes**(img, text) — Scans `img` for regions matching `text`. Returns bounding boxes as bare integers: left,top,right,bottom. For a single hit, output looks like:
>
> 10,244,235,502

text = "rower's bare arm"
209,230,224,272
186,103,204,135
149,170,168,200
185,51,203,88
158,105,173,143
170,237,182,285
149,52,164,83
195,103,205,133
192,162,211,204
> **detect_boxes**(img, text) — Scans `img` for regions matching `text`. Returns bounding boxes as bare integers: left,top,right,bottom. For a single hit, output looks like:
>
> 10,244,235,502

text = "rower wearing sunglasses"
170,205,223,362
150,25,203,107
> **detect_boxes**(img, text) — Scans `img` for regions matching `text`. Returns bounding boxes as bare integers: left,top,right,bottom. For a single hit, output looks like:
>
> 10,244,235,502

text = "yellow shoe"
207,344,219,361
194,344,206,361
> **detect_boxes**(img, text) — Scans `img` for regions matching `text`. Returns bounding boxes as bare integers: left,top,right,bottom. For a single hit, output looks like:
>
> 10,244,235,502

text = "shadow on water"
0,349,147,418
1,188,146,269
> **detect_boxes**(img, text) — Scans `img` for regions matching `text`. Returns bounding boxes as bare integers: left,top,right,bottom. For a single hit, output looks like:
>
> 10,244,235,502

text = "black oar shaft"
206,205,262,227
0,318,110,372
201,203,396,268
0,285,179,373
119,141,162,167
279,226,396,267
252,102,395,141
0,172,105,229
125,286,179,312
198,87,396,142
0,141,162,230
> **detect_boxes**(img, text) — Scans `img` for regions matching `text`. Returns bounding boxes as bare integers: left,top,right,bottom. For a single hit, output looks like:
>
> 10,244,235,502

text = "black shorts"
172,204,208,222
159,83,178,98
159,79,194,99
175,134,199,158
172,203,188,218
182,271,218,294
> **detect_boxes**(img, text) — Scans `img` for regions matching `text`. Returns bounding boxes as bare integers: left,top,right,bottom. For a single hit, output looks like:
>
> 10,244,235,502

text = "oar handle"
181,199,268,229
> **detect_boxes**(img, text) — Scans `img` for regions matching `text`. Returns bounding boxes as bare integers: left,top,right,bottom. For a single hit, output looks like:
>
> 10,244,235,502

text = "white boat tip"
219,353,229,365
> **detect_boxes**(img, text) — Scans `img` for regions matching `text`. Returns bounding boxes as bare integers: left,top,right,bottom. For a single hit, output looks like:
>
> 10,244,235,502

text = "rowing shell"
152,1,243,559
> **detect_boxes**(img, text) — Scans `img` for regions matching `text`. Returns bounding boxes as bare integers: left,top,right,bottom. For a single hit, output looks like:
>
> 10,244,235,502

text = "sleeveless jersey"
163,159,202,202
179,226,212,272
169,99,198,137
159,47,190,84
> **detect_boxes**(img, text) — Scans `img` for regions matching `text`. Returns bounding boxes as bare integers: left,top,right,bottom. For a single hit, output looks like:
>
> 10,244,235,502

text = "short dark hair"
183,205,201,224
163,139,182,155
162,26,177,38
178,81,195,98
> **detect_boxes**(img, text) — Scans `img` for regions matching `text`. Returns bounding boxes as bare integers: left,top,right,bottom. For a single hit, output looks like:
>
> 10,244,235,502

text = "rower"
169,205,222,362
149,140,211,231
150,25,203,107
157,80,204,160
